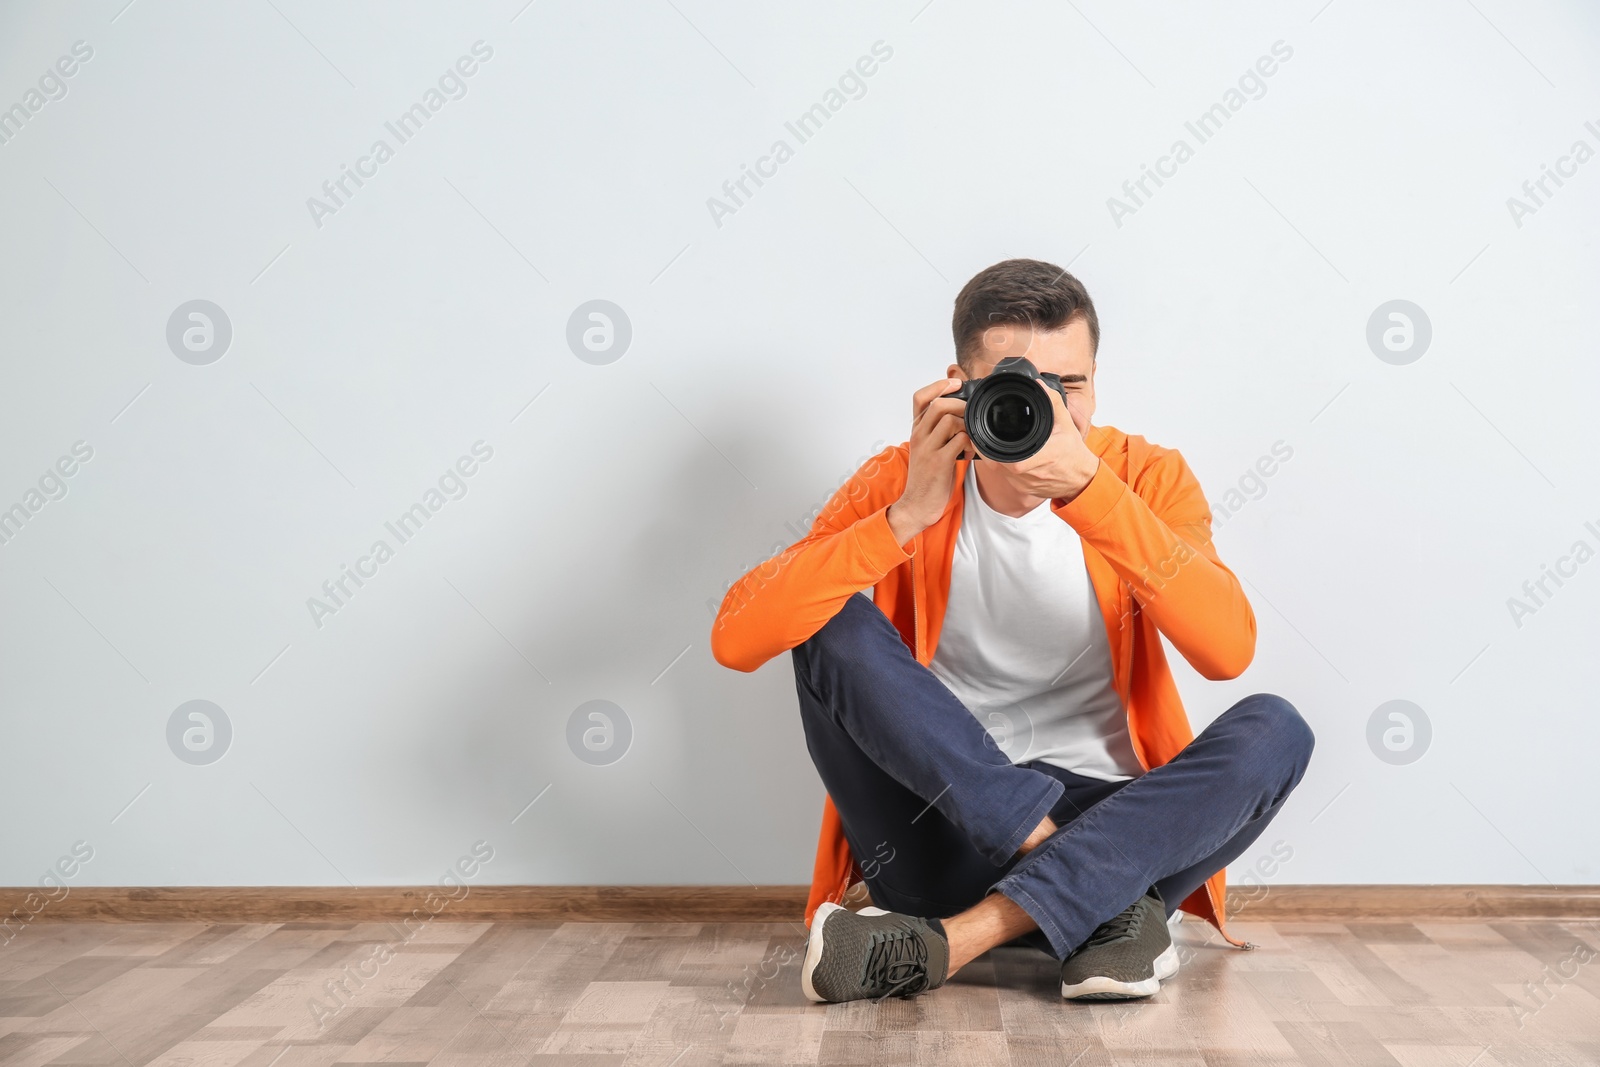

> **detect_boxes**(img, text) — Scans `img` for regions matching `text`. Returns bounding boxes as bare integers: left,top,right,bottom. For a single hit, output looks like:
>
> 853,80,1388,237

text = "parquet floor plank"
0,920,1593,1067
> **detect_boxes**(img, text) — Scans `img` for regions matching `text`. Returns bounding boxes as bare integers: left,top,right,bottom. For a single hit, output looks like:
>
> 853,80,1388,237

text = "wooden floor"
2,918,1597,1067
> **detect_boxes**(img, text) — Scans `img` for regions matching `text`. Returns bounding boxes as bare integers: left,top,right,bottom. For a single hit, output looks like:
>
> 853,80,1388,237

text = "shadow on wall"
388,377,823,884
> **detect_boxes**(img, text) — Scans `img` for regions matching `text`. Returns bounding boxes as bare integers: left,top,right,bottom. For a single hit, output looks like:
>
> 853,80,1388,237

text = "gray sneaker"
1059,887,1178,1000
801,903,950,1003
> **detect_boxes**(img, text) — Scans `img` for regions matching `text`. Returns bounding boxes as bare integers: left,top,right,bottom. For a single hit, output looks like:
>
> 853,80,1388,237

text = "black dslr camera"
948,356,1070,463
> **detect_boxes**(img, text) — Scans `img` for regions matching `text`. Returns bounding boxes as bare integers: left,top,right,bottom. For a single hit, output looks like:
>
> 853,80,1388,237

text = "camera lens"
963,364,1055,462
985,393,1035,442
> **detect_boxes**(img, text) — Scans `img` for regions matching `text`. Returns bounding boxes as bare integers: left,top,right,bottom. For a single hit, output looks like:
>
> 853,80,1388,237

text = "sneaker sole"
800,902,842,1003
1060,943,1179,1001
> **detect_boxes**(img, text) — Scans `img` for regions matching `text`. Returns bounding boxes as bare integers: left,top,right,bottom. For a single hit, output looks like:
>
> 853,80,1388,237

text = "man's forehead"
971,321,1094,369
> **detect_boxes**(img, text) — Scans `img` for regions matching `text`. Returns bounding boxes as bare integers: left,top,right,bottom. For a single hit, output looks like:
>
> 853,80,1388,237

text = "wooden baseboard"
1225,884,1600,921
4,885,1597,924
1,886,810,924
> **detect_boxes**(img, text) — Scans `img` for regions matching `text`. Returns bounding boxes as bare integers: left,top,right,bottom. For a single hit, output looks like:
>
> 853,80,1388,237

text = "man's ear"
947,362,966,381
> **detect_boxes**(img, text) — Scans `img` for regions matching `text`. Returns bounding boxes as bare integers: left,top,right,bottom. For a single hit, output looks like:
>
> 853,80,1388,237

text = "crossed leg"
792,594,1314,965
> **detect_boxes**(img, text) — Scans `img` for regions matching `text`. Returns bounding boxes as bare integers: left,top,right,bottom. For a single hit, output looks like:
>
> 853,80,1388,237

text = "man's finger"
912,378,963,420
937,429,971,458
913,397,968,440
922,396,968,423
927,410,966,446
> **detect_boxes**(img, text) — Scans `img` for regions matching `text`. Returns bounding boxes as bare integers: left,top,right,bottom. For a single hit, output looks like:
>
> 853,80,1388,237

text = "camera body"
948,356,1070,463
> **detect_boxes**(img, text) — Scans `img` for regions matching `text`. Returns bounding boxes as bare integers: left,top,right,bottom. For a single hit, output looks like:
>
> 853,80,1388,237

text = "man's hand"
991,381,1100,504
887,378,969,545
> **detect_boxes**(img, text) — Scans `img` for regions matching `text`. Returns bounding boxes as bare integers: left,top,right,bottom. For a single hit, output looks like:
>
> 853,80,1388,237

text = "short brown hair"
951,259,1100,370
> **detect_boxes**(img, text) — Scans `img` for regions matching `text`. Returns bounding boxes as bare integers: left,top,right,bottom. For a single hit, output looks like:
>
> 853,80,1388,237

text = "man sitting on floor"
711,258,1314,1003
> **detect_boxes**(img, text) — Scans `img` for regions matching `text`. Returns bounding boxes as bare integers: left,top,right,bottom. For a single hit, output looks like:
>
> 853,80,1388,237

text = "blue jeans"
791,594,1314,959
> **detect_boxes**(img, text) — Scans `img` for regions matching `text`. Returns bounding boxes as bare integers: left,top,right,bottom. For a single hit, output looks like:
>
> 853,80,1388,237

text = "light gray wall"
2,0,1597,894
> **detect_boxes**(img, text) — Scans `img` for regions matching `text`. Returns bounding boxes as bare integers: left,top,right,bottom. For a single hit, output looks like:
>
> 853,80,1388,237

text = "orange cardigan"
710,425,1257,946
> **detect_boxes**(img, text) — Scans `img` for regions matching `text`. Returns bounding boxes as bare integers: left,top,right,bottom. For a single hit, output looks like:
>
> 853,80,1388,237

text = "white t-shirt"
928,463,1143,781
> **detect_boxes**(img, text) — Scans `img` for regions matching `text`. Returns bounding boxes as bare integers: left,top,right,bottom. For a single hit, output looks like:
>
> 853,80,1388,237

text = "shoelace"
1084,901,1145,948
860,922,930,998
